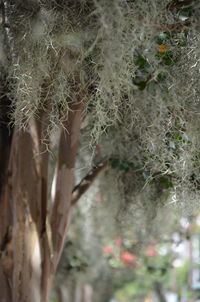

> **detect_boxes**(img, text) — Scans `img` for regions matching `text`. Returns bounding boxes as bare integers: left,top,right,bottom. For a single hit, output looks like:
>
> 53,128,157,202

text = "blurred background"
52,184,200,302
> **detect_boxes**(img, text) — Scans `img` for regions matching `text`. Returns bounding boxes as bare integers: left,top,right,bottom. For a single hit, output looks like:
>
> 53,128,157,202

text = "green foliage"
135,55,151,71
176,261,190,290
157,50,177,66
156,71,167,82
109,158,134,173
116,281,148,302
113,244,172,301
59,240,89,275
158,176,173,190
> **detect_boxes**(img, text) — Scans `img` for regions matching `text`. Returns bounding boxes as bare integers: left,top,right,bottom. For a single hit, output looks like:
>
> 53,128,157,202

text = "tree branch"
50,98,84,270
71,160,108,206
166,0,195,12
156,20,191,32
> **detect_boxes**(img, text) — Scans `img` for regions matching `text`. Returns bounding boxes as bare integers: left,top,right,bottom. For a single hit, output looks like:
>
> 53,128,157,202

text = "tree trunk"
3,119,50,302
0,97,84,301
0,82,108,301
0,0,106,300
154,281,167,302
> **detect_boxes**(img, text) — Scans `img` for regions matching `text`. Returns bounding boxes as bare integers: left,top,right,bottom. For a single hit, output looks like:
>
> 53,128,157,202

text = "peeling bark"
11,126,43,302
0,111,51,301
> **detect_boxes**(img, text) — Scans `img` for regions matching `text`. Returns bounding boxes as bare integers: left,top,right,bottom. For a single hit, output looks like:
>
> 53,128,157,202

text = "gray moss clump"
2,0,200,220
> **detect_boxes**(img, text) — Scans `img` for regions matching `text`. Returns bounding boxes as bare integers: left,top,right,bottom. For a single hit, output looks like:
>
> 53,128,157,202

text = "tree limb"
166,0,195,12
71,160,108,206
156,20,191,32
50,98,84,270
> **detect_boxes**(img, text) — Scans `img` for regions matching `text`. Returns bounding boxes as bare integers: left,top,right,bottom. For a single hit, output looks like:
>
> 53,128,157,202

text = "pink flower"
145,245,157,257
102,245,113,255
120,251,137,266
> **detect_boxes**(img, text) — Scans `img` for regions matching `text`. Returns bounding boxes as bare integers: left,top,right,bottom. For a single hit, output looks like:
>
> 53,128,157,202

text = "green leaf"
109,158,121,169
156,72,167,82
162,51,176,66
135,55,150,70
135,81,147,90
159,176,173,189
109,158,134,172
